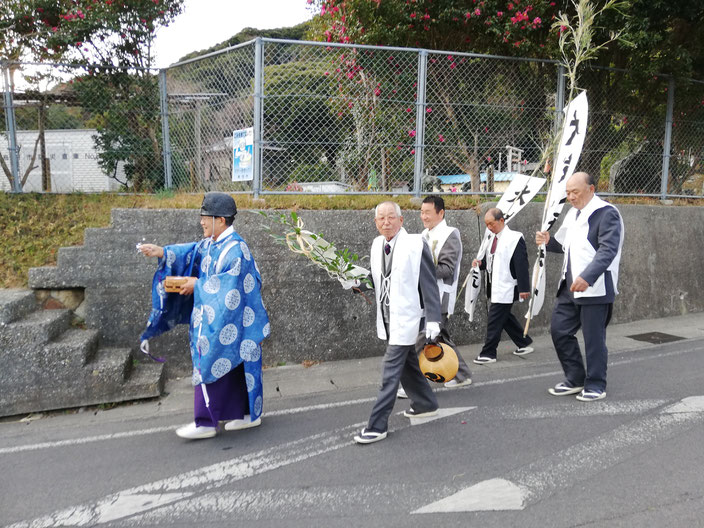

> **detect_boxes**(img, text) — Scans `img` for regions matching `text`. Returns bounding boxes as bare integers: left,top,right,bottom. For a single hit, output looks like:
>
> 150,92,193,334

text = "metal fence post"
2,62,21,193
660,76,675,200
158,69,173,189
413,50,428,197
253,38,264,198
554,64,566,134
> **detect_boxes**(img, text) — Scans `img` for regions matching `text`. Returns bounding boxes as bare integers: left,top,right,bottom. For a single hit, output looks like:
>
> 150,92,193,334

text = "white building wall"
1,129,125,192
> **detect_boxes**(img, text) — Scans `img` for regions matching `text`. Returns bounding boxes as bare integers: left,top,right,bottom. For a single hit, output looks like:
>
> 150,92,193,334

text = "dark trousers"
479,302,533,359
194,363,250,427
367,343,439,433
550,287,613,392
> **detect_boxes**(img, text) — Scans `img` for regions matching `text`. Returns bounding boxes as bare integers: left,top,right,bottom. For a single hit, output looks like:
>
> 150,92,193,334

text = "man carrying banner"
472,208,533,364
464,174,546,322
535,172,624,401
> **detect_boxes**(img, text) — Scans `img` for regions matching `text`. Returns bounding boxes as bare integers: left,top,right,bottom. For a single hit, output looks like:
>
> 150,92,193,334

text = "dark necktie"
575,210,581,219
384,243,391,255
490,235,498,254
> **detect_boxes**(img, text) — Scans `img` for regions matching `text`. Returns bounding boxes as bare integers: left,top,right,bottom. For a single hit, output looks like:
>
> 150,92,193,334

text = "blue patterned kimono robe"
141,228,270,421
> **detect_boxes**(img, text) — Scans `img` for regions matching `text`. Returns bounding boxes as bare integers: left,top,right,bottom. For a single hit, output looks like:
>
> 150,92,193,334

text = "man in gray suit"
342,201,443,444
536,172,624,401
397,195,471,398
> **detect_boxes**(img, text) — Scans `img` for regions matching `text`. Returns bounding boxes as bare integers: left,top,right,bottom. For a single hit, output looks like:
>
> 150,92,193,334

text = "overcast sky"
152,0,315,68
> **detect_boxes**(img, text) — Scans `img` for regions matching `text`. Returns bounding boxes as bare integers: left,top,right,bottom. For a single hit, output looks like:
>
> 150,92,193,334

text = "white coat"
422,220,462,315
370,228,424,346
488,226,523,304
554,195,624,298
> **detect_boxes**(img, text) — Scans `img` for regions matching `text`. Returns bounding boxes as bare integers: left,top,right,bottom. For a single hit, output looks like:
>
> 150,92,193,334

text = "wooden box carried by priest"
164,276,188,293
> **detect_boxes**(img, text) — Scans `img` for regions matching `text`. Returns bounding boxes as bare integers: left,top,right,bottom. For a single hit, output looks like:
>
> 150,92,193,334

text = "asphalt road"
2,335,704,528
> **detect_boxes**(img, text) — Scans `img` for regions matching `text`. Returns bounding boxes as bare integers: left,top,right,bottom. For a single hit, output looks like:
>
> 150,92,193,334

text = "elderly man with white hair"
341,201,443,444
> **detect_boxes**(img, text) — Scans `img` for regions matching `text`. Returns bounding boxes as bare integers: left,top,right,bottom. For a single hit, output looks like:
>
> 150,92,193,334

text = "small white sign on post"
232,127,254,182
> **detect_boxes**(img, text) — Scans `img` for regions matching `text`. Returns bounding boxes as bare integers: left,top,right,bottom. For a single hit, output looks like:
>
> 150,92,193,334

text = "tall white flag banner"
463,173,546,321
526,90,589,319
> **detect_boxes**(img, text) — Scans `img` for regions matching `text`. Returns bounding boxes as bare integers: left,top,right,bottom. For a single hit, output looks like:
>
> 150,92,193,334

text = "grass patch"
0,191,700,288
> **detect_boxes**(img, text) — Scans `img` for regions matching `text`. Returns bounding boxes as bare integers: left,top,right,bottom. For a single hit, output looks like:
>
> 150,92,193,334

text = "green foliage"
259,210,372,286
1,1,184,192
307,0,563,58
1,0,184,67
73,71,164,191
261,58,343,187
308,0,704,192
307,0,704,82
599,136,636,188
289,163,334,185
14,103,87,130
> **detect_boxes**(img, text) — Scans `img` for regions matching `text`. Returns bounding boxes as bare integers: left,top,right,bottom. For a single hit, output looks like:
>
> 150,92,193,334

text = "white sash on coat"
423,220,462,315
370,228,424,345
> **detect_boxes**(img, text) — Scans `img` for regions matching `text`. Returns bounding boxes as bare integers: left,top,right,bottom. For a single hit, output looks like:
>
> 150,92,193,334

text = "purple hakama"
194,363,250,427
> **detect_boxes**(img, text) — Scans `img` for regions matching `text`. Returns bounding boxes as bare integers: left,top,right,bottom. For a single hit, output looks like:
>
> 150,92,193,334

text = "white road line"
7,406,480,528
413,395,704,514
264,396,375,417
479,399,670,420
0,426,177,455
414,478,525,514
0,399,378,456
6,422,366,528
2,344,698,456
115,483,454,525
94,493,193,524
404,406,476,425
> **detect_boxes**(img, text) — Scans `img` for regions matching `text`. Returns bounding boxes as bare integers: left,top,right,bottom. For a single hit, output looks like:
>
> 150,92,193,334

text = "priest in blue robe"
139,193,270,440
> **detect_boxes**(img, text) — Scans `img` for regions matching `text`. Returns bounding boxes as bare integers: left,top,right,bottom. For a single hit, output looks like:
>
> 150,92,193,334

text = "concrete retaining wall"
28,203,704,378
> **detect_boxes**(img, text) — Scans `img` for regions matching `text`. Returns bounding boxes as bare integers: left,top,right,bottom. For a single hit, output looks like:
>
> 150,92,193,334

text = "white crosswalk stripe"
413,396,704,514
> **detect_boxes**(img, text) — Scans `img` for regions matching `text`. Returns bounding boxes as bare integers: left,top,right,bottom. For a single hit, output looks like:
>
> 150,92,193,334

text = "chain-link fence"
1,61,163,193
3,38,704,198
164,42,256,192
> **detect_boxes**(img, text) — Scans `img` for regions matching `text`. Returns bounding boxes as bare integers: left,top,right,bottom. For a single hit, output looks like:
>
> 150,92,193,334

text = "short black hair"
422,195,445,214
224,216,235,227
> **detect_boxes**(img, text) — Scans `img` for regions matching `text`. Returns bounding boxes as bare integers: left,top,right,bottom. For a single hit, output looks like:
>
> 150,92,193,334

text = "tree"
307,0,704,193
307,1,704,80
1,0,183,68
307,0,563,59
307,1,564,190
1,0,184,191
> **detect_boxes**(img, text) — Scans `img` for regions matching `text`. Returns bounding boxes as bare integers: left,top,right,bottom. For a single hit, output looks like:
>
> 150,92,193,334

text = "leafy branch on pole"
259,211,372,291
523,0,626,335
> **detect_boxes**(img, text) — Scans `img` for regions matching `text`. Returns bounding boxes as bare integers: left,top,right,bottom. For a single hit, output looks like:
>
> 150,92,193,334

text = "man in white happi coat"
397,195,471,399
536,172,624,401
344,201,443,445
472,207,533,364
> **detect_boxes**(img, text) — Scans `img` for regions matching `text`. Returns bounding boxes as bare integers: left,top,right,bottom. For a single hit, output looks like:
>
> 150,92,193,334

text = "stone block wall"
28,203,704,378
